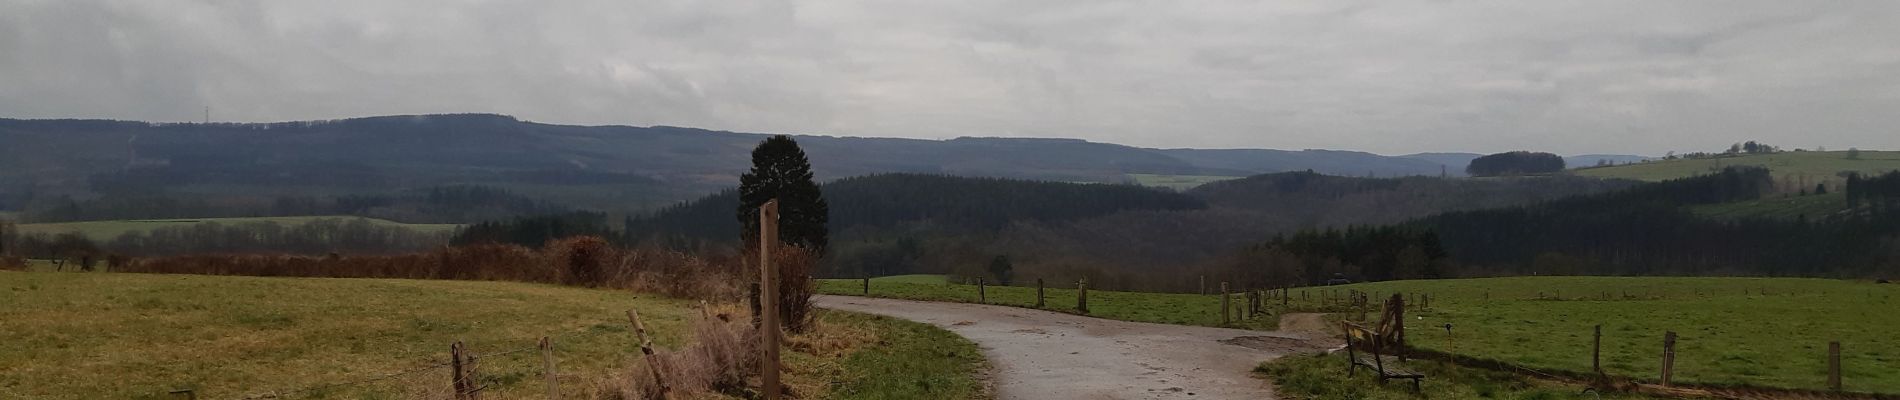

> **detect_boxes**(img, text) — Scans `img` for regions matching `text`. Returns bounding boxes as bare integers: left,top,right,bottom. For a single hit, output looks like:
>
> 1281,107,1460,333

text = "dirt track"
815,295,1329,400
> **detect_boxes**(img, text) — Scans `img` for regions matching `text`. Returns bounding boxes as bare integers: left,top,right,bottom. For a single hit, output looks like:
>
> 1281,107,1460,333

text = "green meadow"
1127,173,1243,191
0,272,983,400
817,274,1278,331
1574,150,1900,182
1316,277,1900,394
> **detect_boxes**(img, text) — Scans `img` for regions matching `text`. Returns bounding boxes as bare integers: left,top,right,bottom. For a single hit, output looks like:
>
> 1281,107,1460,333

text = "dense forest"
1465,151,1566,176
20,184,564,224
2,218,448,260
1414,167,1900,277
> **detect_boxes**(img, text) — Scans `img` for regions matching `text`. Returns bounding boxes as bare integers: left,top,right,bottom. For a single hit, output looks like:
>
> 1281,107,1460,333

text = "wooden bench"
1343,321,1424,391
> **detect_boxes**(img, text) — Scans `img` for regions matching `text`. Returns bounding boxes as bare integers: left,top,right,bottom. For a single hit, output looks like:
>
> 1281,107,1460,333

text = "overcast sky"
2,1,1897,155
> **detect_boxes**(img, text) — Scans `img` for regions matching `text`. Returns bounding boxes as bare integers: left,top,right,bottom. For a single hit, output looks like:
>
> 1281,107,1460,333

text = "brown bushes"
550,236,612,287
743,244,817,333
594,303,758,399
120,236,745,300
0,255,24,271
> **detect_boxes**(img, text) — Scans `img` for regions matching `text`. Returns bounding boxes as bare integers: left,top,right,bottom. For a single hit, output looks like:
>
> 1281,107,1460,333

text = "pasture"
1127,173,1242,191
1574,150,1900,182
817,275,1278,330
1314,277,1900,394
0,272,984,399
14,216,462,241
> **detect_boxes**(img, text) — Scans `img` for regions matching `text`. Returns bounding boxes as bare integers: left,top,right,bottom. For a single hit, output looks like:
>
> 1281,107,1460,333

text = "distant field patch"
1315,277,1900,394
1575,150,1900,182
1128,173,1243,190
15,216,461,241
1689,192,1849,220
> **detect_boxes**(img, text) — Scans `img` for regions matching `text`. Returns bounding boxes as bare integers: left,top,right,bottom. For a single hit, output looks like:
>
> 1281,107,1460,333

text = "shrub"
549,236,613,287
0,255,24,271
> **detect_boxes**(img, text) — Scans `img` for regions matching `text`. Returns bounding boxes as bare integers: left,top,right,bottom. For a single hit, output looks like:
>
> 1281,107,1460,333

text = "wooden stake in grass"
1592,325,1603,377
1036,278,1045,308
540,336,560,400
862,276,869,295
758,200,781,400
1660,331,1678,387
1077,278,1089,314
628,309,669,398
1830,341,1843,391
451,341,477,400
1220,282,1230,325
977,277,986,303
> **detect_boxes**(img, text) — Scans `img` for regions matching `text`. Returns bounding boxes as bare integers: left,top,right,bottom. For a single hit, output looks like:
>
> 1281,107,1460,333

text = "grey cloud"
1,0,1896,155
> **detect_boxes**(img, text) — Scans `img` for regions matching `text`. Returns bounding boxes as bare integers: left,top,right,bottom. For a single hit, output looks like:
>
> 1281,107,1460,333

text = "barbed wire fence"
192,315,653,400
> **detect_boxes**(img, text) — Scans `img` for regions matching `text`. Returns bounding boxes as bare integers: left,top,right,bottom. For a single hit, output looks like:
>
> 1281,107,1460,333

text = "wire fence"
217,319,636,400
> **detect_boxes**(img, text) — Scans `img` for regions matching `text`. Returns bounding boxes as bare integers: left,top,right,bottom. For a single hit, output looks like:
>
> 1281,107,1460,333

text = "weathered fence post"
540,336,560,400
1077,278,1089,314
1661,331,1678,387
1830,341,1843,391
451,341,476,400
1036,278,1045,308
1283,288,1290,306
1592,325,1603,376
758,200,781,400
977,277,986,303
1220,282,1231,325
862,276,869,295
1200,275,1207,296
629,309,669,398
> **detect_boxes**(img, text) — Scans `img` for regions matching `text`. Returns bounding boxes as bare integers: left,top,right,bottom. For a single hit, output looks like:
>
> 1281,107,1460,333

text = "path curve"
816,295,1324,400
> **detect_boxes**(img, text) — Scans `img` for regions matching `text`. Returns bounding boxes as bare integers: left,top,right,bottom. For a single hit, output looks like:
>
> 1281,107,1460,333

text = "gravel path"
815,295,1328,400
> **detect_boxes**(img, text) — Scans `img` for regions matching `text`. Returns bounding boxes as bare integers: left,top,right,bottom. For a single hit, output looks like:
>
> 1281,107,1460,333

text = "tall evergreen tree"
738,135,830,254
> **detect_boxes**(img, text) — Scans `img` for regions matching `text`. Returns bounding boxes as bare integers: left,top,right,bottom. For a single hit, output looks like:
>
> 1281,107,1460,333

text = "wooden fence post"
862,277,869,295
1283,288,1289,306
758,200,781,400
167,389,195,400
628,309,669,398
1592,325,1602,376
978,277,986,303
1077,278,1089,314
1661,331,1677,387
1830,341,1842,391
540,336,560,400
1035,278,1045,308
1220,282,1230,325
451,341,476,400
1200,275,1207,296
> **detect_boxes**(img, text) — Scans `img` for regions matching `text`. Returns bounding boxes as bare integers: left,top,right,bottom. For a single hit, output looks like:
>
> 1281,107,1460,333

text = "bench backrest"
1342,321,1393,372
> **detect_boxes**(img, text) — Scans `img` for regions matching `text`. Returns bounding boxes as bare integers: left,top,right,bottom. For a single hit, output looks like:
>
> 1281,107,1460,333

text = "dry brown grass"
587,303,760,400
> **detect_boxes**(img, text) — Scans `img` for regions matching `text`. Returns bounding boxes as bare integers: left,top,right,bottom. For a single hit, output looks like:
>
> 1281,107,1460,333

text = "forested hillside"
609,171,1632,290
0,114,1461,222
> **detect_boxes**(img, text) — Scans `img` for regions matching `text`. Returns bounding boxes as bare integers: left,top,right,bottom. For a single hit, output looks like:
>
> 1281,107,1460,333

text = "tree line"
5,218,450,262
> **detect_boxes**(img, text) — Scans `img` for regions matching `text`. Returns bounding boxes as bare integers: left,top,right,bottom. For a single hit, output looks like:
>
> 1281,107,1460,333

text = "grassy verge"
817,275,1277,330
0,272,985,399
1308,277,1900,394
1258,352,1661,399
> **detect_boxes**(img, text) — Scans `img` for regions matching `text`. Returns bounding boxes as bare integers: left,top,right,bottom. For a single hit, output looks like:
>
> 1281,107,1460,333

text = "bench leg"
1348,363,1356,378
1410,377,1421,392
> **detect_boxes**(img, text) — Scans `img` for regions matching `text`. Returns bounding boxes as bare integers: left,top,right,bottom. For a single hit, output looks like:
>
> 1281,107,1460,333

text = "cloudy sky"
2,1,1897,155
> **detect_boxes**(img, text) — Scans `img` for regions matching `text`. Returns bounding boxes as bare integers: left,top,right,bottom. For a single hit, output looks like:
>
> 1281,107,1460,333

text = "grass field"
14,216,462,241
0,272,984,399
817,275,1278,331
1574,150,1900,182
1127,173,1243,191
1258,352,1661,399
1307,277,1900,394
1689,192,1848,220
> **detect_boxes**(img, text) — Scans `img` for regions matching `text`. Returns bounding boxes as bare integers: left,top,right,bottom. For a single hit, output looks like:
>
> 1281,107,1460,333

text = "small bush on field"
0,255,24,271
550,236,612,287
745,244,817,333
594,303,758,399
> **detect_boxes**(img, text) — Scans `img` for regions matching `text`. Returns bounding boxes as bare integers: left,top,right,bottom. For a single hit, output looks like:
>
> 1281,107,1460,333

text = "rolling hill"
1574,150,1900,182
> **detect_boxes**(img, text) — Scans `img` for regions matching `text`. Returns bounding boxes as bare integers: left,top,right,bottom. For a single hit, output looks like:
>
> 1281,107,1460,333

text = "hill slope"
1,114,1462,219
1575,150,1900,182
